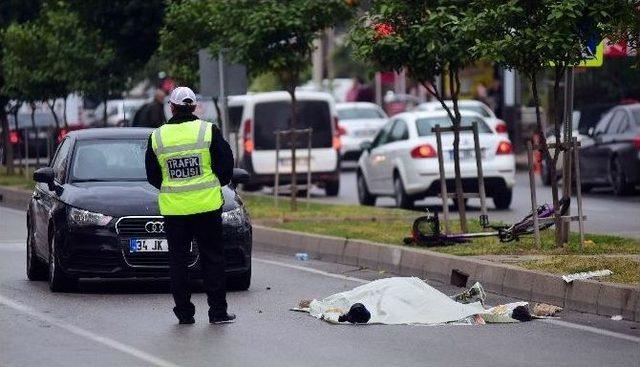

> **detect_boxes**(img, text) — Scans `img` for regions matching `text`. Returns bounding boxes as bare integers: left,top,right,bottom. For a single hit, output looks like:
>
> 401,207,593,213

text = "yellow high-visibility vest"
151,120,223,215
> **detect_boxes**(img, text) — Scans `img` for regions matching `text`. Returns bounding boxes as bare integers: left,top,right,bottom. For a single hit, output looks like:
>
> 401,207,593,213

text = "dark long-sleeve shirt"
145,113,234,190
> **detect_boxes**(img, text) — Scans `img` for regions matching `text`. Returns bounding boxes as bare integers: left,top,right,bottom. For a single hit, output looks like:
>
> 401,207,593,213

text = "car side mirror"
33,167,61,194
360,141,372,152
231,168,250,187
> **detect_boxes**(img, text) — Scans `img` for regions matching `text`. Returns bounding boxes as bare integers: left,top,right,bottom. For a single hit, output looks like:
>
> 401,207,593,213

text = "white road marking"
0,294,180,367
254,257,640,344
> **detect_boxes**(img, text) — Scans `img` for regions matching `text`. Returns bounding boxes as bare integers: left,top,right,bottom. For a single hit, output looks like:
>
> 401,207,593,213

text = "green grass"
0,167,35,190
519,256,640,285
243,193,640,256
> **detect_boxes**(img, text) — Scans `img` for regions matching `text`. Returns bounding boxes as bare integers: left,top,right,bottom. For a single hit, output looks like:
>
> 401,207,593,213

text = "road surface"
0,206,638,367
302,166,640,238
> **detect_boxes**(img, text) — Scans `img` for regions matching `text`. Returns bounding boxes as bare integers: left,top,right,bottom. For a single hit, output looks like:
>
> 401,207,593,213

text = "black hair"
171,103,196,115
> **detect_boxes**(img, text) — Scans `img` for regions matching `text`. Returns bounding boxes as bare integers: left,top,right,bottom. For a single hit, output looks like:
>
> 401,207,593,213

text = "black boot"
209,312,236,324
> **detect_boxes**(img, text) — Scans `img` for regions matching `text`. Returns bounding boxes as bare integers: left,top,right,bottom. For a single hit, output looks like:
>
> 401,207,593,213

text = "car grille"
116,216,198,268
116,216,164,236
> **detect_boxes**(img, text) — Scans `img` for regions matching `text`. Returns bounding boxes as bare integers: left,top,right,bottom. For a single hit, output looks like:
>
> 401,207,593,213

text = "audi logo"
145,221,165,233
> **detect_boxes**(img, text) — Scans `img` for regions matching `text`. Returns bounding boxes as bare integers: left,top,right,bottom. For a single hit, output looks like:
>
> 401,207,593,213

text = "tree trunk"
286,85,298,211
30,104,40,167
531,76,561,246
0,106,14,174
450,69,467,232
63,95,69,128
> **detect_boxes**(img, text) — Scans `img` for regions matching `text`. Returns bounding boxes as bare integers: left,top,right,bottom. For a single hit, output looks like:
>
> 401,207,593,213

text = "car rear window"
253,100,332,150
337,107,384,120
416,116,492,136
632,109,640,126
71,140,147,181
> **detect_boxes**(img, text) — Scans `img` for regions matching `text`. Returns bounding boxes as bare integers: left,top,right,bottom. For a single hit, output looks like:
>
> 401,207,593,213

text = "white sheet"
308,277,488,325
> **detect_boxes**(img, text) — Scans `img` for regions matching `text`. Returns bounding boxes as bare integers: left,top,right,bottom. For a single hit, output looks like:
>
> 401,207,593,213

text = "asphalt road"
1,206,639,367
303,164,640,238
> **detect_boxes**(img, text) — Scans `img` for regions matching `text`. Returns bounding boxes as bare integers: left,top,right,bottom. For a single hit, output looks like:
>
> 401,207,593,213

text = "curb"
252,225,640,322
1,185,637,321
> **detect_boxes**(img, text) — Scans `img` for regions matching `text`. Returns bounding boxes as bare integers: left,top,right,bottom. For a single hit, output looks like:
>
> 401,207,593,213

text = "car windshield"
415,116,492,136
71,139,147,182
337,107,384,120
433,105,491,118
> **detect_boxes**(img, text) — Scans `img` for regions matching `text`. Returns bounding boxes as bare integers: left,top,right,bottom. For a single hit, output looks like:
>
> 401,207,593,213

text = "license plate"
354,129,377,137
129,238,168,252
279,157,309,167
448,149,484,160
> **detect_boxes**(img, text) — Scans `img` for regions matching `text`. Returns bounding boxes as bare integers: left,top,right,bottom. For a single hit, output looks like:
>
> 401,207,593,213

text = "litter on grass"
292,277,547,325
562,269,613,283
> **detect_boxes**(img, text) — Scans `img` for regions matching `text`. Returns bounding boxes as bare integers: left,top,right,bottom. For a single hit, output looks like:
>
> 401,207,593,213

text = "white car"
336,102,388,161
230,91,341,196
89,99,147,127
357,111,516,209
414,100,508,135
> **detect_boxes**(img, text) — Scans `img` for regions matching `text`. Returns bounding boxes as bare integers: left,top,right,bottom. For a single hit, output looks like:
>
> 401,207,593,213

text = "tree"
0,0,41,173
204,0,354,210
159,0,218,88
350,0,480,231
470,0,624,245
68,0,165,125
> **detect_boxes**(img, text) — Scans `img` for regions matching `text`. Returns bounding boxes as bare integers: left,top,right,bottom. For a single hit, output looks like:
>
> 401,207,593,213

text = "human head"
168,86,197,116
154,89,166,104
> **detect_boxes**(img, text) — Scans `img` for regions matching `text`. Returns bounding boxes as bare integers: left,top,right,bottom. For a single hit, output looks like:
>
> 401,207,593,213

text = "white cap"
169,87,196,106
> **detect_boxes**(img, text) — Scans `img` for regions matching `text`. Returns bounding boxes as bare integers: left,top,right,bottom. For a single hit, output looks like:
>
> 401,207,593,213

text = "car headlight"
222,207,245,226
68,207,113,227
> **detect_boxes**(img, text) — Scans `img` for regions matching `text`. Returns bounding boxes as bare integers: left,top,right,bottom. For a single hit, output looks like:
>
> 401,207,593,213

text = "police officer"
145,87,235,324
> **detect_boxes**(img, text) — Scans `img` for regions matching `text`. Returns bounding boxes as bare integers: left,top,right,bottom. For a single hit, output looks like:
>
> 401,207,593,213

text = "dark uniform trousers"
164,209,227,319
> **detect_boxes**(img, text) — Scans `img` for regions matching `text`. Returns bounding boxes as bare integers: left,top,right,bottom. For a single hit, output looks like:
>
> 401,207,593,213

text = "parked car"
357,111,515,209
87,99,147,127
336,102,388,161
231,91,341,196
578,103,640,195
541,102,617,186
27,128,253,292
413,100,508,135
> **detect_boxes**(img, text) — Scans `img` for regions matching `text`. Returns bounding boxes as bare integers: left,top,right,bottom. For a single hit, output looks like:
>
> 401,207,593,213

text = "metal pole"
24,129,29,179
218,51,230,141
560,67,575,243
472,122,489,225
434,125,450,235
274,132,280,207
572,137,585,250
307,128,312,203
527,140,541,248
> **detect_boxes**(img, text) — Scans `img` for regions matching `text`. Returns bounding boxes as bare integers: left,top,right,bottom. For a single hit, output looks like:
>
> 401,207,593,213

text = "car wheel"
325,181,339,197
227,267,251,291
241,183,262,192
610,158,635,196
26,223,47,281
394,175,413,209
357,172,375,206
48,233,77,292
493,188,513,210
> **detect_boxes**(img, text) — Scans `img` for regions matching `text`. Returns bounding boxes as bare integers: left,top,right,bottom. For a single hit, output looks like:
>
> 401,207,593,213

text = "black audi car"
26,128,252,292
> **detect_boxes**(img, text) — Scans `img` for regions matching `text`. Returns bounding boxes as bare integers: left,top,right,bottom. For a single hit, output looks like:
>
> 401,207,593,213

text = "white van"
229,91,341,195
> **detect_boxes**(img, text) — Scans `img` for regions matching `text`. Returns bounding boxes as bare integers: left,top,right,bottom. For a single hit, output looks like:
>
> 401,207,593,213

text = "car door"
365,120,394,193
580,112,612,182
33,138,72,255
382,119,410,191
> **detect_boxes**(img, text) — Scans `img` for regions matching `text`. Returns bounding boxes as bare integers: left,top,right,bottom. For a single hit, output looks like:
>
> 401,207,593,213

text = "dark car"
579,104,640,195
26,128,252,292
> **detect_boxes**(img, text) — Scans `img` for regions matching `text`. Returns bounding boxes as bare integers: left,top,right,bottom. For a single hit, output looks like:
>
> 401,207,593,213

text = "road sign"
578,40,604,67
